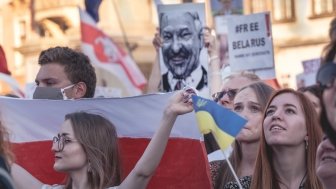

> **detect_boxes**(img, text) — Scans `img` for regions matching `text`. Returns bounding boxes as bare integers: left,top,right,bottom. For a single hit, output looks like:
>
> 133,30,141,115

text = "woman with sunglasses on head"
224,89,322,189
12,90,194,189
210,82,274,189
317,61,336,146
213,72,260,109
315,62,336,189
313,18,336,189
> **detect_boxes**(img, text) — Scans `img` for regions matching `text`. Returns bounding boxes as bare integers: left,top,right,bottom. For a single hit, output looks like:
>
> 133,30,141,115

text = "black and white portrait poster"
158,3,209,97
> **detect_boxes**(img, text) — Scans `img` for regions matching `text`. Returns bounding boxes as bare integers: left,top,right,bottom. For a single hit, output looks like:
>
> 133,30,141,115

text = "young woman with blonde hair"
213,82,274,189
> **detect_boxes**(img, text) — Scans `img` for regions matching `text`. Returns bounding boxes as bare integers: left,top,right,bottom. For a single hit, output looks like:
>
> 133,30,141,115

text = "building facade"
0,0,334,95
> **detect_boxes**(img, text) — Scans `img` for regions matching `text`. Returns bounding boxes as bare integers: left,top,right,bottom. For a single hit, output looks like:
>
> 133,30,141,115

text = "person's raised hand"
164,88,196,117
153,27,163,52
203,27,219,57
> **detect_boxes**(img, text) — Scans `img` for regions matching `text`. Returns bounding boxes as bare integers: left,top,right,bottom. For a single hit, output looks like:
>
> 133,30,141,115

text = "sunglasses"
212,88,238,102
316,62,336,90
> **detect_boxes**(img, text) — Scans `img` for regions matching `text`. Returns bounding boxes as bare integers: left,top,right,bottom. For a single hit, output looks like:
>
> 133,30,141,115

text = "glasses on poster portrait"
316,62,336,90
53,134,77,152
212,88,238,102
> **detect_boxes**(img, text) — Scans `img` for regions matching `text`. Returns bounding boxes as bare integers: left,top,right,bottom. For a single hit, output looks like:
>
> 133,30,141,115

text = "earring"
305,139,308,150
88,161,92,173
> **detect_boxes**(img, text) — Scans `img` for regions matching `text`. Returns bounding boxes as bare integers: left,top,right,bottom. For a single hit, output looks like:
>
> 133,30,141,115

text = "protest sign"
302,58,320,74
227,12,274,72
296,58,320,88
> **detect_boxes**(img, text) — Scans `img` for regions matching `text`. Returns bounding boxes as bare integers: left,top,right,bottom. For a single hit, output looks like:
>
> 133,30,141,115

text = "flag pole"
111,0,136,58
220,149,243,189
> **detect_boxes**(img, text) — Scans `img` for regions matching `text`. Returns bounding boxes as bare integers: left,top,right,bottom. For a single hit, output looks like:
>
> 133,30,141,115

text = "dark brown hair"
321,17,336,64
38,46,96,98
64,112,121,189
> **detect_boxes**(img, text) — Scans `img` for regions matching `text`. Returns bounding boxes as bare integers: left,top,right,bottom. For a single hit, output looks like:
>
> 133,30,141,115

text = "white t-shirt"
42,184,117,189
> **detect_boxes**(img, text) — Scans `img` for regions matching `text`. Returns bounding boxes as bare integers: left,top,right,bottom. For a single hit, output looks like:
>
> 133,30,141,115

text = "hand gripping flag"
192,96,247,150
80,9,147,96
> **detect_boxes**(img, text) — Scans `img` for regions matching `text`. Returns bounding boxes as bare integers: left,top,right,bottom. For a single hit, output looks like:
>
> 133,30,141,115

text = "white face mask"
60,84,75,100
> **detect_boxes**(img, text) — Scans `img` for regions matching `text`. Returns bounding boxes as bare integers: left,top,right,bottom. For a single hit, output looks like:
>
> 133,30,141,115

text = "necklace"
298,171,307,189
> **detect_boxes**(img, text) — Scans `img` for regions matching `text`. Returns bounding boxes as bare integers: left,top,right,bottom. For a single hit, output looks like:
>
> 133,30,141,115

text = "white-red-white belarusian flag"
3,94,211,188
80,9,147,96
0,46,24,98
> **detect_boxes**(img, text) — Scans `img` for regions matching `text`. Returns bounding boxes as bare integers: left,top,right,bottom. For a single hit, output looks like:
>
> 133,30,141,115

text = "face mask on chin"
33,84,75,100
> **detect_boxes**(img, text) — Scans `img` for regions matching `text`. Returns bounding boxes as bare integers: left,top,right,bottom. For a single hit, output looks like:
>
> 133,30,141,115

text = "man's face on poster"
160,12,202,79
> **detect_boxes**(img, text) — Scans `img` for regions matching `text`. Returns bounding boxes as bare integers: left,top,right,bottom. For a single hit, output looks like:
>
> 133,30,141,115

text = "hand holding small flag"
191,95,247,150
164,88,196,117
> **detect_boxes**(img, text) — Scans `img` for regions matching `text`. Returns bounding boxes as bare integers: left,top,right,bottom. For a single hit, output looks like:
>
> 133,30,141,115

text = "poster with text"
227,12,274,72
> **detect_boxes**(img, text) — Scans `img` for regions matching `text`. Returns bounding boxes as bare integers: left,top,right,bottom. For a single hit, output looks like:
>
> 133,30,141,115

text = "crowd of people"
0,11,334,189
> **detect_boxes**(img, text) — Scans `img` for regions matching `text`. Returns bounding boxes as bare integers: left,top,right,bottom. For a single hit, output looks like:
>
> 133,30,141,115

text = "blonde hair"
215,82,274,189
223,71,260,85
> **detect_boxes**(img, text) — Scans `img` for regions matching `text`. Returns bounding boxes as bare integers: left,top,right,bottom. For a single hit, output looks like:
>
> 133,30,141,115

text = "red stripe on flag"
80,21,145,90
13,138,211,188
0,46,11,75
13,141,66,184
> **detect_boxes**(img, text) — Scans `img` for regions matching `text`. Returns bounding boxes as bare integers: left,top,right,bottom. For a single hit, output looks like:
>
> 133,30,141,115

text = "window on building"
19,20,27,41
271,0,295,23
245,0,295,23
245,0,268,14
311,0,336,18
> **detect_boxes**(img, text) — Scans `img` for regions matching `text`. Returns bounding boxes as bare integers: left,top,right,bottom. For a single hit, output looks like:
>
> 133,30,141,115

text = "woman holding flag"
11,89,194,189
224,89,322,189
214,82,274,189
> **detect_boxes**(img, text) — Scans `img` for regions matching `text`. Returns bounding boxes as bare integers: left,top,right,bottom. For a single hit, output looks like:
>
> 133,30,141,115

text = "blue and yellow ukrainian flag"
192,96,247,150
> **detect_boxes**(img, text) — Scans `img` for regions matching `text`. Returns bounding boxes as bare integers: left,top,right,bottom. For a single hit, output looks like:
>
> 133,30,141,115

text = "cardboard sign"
296,72,316,88
296,58,320,88
302,58,320,74
227,12,274,71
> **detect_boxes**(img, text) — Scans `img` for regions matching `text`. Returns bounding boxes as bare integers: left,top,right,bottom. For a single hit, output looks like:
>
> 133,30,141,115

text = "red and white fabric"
80,9,147,96
1,94,211,188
